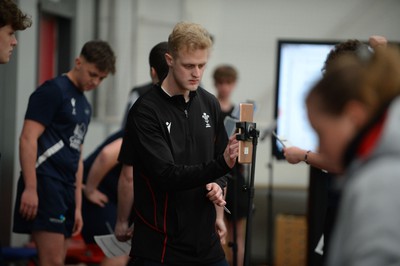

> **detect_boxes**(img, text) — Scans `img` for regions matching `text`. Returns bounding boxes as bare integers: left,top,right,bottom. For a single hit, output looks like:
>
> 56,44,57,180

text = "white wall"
179,0,400,187
86,0,400,188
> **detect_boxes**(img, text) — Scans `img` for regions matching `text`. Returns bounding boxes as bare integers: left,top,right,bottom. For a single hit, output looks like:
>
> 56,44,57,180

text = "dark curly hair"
309,45,400,117
0,0,32,30
322,39,365,74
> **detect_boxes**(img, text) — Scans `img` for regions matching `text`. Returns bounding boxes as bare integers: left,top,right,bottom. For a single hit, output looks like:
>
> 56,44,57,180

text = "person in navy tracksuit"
13,40,115,266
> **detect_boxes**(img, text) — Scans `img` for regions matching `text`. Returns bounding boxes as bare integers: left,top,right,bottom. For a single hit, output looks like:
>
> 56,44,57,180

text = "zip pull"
184,109,188,118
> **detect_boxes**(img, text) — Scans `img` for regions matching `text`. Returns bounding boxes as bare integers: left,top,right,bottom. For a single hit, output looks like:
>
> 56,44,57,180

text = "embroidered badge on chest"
202,113,211,128
166,122,172,133
71,98,76,115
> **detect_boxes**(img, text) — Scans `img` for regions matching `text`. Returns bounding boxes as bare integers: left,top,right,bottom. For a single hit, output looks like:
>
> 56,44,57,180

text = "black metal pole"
243,128,259,266
229,167,238,266
267,159,273,266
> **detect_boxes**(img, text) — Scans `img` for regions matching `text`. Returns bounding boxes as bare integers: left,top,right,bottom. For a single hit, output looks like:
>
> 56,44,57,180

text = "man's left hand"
206,182,226,206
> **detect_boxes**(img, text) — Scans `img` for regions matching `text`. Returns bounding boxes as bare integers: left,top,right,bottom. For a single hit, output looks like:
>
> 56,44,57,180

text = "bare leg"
227,218,246,266
235,219,246,266
32,231,66,266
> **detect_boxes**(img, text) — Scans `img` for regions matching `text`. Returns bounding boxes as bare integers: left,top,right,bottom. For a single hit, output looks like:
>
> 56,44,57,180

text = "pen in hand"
223,206,231,214
205,186,230,214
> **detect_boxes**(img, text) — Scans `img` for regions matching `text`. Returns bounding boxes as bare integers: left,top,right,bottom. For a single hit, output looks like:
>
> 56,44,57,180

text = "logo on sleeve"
202,113,211,128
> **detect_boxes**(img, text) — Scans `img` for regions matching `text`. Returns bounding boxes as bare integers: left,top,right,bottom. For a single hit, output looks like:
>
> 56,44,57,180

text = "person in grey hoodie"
305,44,400,266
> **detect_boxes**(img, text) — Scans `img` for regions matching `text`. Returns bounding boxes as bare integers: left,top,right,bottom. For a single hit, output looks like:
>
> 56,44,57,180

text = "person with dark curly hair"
283,36,387,174
308,44,400,266
0,0,32,64
0,1,31,259
282,36,387,263
0,2,31,259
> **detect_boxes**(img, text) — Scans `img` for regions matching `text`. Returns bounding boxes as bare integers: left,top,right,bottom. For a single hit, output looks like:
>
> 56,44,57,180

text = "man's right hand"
19,187,38,220
224,134,239,168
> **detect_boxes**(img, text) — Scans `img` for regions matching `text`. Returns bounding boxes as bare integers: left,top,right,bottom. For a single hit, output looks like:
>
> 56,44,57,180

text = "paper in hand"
94,234,131,258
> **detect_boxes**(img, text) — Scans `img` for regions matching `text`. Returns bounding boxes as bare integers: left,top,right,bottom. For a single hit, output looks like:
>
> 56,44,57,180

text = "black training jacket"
119,84,230,265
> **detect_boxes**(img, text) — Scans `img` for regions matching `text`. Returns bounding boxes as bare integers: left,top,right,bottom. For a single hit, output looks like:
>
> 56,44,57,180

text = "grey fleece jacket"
327,96,400,266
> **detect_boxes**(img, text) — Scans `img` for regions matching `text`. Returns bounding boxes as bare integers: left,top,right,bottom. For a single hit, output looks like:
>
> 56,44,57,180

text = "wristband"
304,150,311,165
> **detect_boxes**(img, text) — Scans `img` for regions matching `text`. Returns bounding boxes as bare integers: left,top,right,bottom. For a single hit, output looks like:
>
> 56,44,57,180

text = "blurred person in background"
282,36,387,260
213,64,247,266
306,44,400,265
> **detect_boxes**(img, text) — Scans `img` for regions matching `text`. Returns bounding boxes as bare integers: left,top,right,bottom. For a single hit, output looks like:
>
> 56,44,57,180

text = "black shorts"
13,174,75,237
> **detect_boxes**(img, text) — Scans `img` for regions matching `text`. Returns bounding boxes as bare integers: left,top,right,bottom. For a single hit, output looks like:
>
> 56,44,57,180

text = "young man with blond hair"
117,22,239,266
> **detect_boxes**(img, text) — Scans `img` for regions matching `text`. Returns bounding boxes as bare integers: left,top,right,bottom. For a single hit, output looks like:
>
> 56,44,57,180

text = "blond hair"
168,22,212,58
